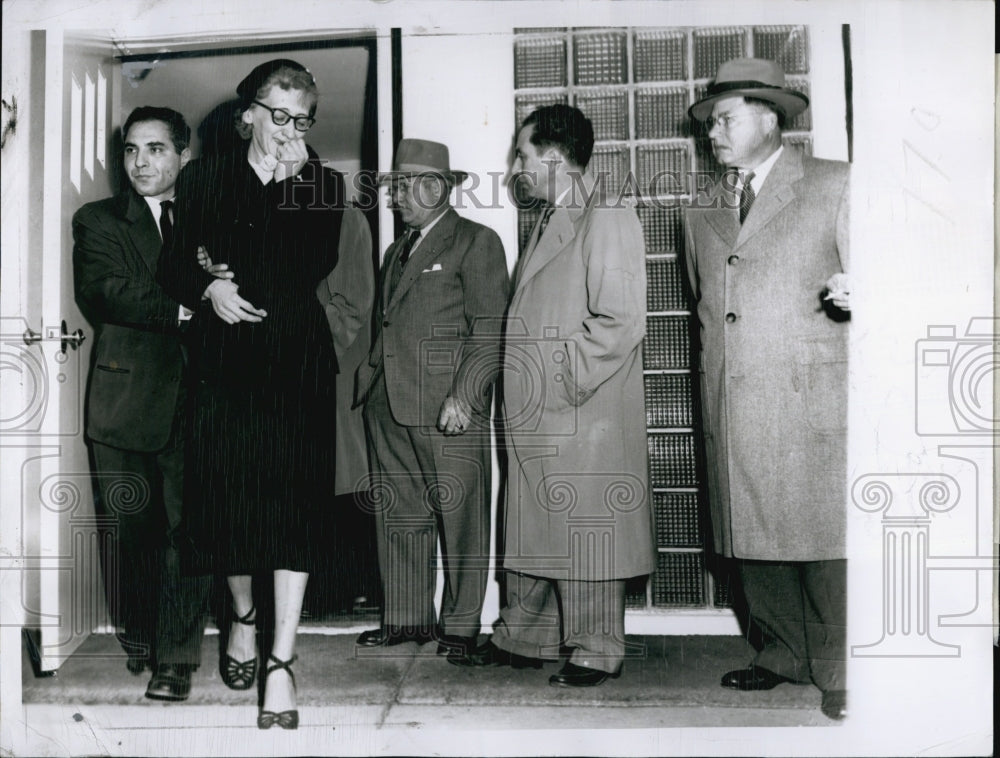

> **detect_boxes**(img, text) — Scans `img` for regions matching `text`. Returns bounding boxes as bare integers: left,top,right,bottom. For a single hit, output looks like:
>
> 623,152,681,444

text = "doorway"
115,36,384,626
116,35,384,624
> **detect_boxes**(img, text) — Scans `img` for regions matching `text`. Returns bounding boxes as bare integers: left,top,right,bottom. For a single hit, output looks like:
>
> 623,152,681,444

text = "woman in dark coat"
158,59,345,729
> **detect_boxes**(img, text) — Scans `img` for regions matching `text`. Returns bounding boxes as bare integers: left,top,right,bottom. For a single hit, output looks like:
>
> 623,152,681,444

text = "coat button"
727,255,739,265
382,320,390,328
725,313,737,323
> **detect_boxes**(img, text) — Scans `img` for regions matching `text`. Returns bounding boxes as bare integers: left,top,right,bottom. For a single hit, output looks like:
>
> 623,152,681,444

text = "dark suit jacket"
73,189,184,452
357,207,509,427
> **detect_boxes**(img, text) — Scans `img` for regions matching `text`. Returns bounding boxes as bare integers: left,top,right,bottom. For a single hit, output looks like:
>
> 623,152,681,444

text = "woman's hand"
203,279,267,324
196,246,235,280
274,137,308,182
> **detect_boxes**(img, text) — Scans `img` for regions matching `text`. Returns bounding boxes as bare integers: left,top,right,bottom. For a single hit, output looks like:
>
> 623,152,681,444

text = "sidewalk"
16,631,835,756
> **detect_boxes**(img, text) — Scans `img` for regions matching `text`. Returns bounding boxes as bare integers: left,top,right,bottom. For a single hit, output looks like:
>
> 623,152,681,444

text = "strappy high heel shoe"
257,653,299,730
220,605,257,690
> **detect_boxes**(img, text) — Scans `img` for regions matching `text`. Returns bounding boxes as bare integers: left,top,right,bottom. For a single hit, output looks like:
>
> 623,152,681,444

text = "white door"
0,30,118,671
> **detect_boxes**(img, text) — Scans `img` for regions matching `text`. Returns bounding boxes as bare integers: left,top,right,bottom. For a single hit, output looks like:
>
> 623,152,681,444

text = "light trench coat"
684,148,850,561
501,173,656,581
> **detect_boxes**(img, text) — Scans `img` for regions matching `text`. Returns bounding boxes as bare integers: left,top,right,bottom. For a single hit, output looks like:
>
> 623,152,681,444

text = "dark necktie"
536,204,555,244
739,172,756,224
398,228,421,267
159,199,174,249
389,228,421,296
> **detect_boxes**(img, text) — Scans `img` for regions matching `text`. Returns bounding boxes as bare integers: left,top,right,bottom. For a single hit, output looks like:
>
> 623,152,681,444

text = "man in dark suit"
73,106,211,701
684,58,850,720
355,139,509,655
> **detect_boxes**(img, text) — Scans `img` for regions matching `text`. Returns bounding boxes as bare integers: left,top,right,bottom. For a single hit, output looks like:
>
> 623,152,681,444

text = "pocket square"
422,263,443,273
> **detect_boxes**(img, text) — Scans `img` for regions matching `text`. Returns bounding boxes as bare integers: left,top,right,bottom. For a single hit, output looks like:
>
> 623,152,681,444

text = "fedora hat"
688,58,809,122
378,138,469,185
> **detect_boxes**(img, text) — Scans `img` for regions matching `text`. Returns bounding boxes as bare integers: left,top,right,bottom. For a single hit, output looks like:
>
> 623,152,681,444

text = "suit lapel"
122,190,164,274
514,172,605,293
385,208,458,312
701,177,740,250
735,148,802,249
379,235,403,310
514,206,575,292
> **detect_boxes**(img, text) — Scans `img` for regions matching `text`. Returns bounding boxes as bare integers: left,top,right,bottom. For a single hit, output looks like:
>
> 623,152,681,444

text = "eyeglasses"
704,110,756,132
252,100,316,132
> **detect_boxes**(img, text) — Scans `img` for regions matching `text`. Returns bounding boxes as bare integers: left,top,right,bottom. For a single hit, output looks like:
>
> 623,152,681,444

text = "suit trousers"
491,571,626,673
363,374,490,637
91,405,210,666
739,558,846,692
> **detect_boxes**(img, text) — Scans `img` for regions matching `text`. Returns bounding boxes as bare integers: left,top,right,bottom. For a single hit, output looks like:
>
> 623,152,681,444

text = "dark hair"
521,104,594,170
743,96,787,130
235,60,318,140
122,106,191,153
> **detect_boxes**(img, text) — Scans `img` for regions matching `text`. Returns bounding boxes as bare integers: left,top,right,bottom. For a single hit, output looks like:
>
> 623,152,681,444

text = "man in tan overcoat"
451,105,654,687
684,58,851,720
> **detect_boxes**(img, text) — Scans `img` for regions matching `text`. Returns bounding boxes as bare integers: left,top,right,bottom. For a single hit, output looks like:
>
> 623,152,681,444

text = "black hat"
236,59,312,103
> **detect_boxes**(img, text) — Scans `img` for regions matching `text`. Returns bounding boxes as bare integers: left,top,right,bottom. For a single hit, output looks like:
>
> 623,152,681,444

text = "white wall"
399,31,518,271
398,30,517,630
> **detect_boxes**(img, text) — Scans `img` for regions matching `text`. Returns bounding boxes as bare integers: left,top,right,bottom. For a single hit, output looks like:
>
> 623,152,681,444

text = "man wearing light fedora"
355,138,509,654
684,58,851,720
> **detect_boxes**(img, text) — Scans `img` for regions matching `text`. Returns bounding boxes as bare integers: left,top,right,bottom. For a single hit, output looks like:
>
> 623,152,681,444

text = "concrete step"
15,631,836,755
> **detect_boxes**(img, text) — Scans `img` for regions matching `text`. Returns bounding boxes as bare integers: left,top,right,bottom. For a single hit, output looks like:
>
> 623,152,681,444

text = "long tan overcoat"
684,148,849,561
316,207,375,496
501,174,656,581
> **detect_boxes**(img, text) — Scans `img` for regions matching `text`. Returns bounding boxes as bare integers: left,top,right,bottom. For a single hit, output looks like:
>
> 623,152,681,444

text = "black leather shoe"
126,654,150,675
448,640,543,669
435,633,477,656
720,665,793,691
821,689,848,720
355,626,435,648
145,664,194,701
548,662,620,687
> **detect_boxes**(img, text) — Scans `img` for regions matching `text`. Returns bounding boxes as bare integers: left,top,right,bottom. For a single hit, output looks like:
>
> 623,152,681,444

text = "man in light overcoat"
453,105,654,687
355,139,509,655
683,58,851,720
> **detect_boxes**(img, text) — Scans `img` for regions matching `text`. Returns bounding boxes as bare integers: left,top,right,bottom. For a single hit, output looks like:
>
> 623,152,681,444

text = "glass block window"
635,86,690,138
573,31,628,85
634,29,687,82
515,37,567,88
644,374,694,428
637,143,691,195
513,26,814,611
645,255,688,311
636,205,684,256
647,433,698,488
590,145,631,192
693,27,748,79
644,316,691,370
653,552,706,606
653,491,701,547
753,25,809,74
575,88,629,140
